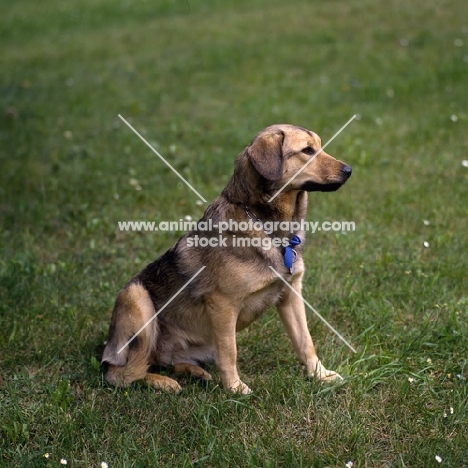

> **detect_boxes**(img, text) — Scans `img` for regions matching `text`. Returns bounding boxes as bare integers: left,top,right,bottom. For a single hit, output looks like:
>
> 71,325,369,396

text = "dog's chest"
236,279,287,331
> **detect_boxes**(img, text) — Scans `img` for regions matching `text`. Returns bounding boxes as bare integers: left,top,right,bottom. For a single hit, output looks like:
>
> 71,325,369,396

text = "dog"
101,124,352,394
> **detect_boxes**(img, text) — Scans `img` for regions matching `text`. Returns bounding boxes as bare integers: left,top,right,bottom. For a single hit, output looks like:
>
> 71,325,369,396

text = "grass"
1,0,468,465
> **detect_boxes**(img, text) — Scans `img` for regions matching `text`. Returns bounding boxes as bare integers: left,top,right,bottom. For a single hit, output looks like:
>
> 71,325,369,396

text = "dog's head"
247,124,352,192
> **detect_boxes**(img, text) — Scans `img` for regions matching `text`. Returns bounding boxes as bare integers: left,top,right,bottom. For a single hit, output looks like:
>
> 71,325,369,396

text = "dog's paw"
310,361,344,383
318,369,343,382
144,374,183,393
166,379,184,393
174,363,213,381
196,369,213,381
229,380,252,395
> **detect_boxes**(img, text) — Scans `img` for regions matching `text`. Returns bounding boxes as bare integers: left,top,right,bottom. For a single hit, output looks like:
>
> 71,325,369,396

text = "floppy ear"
247,130,285,181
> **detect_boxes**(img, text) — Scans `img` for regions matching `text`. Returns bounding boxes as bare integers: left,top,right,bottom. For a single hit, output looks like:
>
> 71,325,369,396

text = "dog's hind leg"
144,374,182,393
174,363,213,381
172,345,215,380
102,282,181,391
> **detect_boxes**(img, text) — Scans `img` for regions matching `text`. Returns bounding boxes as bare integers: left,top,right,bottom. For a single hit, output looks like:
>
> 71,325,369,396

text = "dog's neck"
221,154,308,223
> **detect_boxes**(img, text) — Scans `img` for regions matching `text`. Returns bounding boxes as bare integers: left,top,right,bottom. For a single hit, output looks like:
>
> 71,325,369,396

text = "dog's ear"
247,129,285,181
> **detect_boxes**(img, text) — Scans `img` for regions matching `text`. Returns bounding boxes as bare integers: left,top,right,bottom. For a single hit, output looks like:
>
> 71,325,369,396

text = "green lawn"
1,0,468,466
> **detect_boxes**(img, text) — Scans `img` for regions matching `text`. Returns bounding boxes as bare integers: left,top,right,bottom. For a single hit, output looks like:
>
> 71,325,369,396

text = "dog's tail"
101,282,158,387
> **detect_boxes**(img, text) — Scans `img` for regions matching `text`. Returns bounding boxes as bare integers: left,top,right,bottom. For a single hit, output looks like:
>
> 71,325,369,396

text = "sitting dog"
102,124,352,393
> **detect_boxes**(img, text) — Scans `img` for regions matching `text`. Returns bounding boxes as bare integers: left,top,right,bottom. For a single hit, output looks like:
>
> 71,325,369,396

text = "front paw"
310,361,344,382
228,380,252,394
318,369,343,382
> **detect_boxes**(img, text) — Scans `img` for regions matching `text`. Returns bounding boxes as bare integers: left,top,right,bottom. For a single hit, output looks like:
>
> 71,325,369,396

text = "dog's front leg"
277,272,343,382
206,294,252,394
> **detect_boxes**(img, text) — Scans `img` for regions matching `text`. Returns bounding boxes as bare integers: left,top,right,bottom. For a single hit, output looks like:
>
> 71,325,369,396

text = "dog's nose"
341,165,352,179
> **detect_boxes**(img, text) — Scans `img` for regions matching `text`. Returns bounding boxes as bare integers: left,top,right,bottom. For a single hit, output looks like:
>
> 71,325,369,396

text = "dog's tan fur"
102,124,352,394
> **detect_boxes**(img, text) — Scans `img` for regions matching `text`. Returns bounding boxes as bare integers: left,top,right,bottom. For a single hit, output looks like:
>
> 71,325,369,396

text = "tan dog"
102,124,352,394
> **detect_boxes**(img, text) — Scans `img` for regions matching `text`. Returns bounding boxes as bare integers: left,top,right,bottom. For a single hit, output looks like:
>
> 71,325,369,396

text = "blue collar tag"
283,235,301,270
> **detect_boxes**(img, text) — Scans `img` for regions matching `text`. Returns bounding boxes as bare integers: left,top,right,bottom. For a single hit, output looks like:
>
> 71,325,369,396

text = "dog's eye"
302,147,315,155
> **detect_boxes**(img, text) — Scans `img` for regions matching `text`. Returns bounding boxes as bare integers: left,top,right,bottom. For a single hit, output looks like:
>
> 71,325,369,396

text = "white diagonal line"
118,114,207,203
269,266,357,353
117,266,206,354
268,114,357,203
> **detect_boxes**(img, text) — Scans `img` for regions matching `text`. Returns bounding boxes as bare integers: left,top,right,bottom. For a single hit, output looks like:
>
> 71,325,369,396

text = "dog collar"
283,235,301,272
244,205,301,273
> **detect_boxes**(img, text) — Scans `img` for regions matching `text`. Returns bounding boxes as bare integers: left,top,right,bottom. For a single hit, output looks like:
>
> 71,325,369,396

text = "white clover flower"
450,407,454,414
101,462,109,468
43,453,50,459
184,215,192,221
128,178,142,191
345,462,354,468
462,160,468,168
435,455,442,463
423,219,430,226
408,377,415,383
423,241,430,248
60,460,68,465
